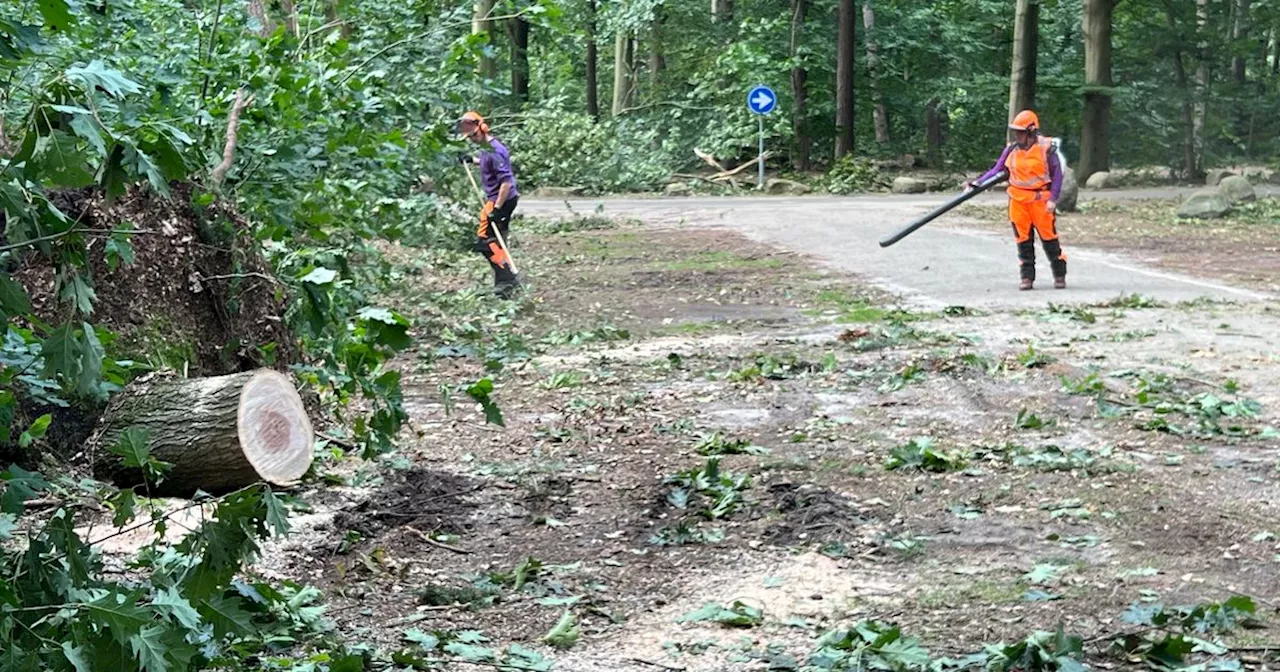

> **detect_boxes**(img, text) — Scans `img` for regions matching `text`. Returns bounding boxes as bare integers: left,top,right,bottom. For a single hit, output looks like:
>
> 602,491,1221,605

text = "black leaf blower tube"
878,169,1009,248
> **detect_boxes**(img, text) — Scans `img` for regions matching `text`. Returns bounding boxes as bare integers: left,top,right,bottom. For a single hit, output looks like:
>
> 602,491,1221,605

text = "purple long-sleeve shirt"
479,137,519,203
977,142,1063,201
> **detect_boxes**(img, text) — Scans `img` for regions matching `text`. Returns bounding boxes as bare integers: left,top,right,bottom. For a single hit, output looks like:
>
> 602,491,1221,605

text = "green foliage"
1112,597,1259,670
1017,345,1055,369
825,156,889,194
663,457,752,520
542,610,581,649
693,431,768,456
648,520,725,546
398,628,553,671
0,480,336,672
505,106,674,193
808,620,931,671
885,437,966,472
1014,408,1054,430
979,626,1086,672
879,362,926,393
677,601,764,628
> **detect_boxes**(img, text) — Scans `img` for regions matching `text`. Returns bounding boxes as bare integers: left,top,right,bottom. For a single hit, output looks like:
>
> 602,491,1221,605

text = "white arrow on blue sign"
747,85,777,115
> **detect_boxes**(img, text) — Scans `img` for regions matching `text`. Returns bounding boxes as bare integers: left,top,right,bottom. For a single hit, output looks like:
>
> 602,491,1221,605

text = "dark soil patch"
334,468,481,539
520,475,574,519
760,480,869,546
10,183,293,376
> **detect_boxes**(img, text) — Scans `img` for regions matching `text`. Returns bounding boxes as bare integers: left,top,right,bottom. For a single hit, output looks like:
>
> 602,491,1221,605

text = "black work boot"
1043,239,1067,289
492,264,521,300
1017,238,1036,291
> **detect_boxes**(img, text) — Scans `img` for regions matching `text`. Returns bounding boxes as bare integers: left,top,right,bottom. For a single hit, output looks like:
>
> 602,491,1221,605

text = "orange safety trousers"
1008,188,1066,281
477,202,512,269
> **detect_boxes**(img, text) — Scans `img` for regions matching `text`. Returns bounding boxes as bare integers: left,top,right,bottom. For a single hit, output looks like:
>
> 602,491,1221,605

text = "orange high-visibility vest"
1004,137,1053,192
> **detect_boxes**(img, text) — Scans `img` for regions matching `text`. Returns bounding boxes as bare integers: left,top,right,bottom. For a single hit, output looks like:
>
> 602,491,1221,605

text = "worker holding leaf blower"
966,109,1067,291
457,110,521,299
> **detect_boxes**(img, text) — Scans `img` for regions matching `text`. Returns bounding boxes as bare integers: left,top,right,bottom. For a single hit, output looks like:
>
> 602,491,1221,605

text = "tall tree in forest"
649,9,665,95
509,18,530,102
474,0,496,81
1194,0,1210,171
863,1,888,145
612,32,635,115
926,99,943,168
586,0,599,119
712,0,734,24
1230,0,1251,140
1165,3,1202,178
835,0,856,158
1008,0,1039,130
248,0,273,37
323,0,351,39
1079,0,1117,183
790,0,811,170
1231,0,1251,85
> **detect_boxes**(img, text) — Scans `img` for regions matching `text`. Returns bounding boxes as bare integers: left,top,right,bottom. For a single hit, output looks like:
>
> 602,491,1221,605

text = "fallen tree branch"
670,173,729,187
210,88,255,190
711,152,775,181
405,526,472,555
626,658,686,671
693,148,727,172
196,272,282,286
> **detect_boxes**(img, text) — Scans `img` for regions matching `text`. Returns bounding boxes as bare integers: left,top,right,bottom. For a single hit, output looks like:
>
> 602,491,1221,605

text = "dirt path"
520,189,1276,309
261,211,1280,672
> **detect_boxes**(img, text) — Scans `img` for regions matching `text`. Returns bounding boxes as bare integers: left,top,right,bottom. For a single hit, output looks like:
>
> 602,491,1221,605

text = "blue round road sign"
747,85,777,115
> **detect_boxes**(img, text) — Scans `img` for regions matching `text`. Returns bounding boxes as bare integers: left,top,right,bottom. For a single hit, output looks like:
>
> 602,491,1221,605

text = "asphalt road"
520,187,1275,309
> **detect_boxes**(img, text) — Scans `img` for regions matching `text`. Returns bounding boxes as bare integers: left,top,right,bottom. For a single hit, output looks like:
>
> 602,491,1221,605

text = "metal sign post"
746,85,777,190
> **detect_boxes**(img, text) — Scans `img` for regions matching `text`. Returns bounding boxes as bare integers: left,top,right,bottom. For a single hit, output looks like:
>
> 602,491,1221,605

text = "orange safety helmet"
457,110,489,136
1008,109,1040,133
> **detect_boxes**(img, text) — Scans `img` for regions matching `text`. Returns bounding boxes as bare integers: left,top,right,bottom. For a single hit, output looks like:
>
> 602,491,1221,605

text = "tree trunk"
835,0,856,159
1272,25,1279,75
91,370,314,497
711,0,734,24
323,0,350,39
1194,0,1209,174
1167,8,1201,180
474,0,496,81
1231,0,1250,85
612,33,635,116
509,18,530,102
1008,0,1039,133
1079,0,1115,184
1229,0,1250,139
280,0,299,37
926,98,943,168
586,0,599,119
648,10,665,94
790,0,810,171
862,1,889,145
248,0,273,37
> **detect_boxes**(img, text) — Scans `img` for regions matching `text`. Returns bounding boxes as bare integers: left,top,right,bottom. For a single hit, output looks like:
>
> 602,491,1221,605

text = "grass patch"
808,288,930,324
649,250,788,272
648,321,727,337
917,579,1026,608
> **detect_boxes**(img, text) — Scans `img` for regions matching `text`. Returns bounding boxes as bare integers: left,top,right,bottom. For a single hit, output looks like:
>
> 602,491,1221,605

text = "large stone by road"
520,188,1273,310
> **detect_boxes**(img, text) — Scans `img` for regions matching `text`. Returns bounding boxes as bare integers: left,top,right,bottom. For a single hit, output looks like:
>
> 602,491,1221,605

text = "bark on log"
92,369,314,496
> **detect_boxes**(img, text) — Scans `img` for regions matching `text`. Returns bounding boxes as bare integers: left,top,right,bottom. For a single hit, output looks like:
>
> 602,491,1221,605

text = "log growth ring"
237,369,314,485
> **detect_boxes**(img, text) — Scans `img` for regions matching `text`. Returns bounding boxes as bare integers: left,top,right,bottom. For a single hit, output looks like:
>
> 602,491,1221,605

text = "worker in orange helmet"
967,109,1067,290
457,110,521,298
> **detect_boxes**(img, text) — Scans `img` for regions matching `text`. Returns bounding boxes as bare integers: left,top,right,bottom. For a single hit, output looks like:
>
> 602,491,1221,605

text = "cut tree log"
91,369,314,497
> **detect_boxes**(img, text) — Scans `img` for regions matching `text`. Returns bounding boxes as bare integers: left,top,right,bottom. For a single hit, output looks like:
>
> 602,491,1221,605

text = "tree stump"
92,369,314,496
